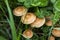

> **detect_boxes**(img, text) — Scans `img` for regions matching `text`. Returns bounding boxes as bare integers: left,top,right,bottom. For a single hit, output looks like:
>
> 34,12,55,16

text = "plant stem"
4,0,17,40
48,25,54,39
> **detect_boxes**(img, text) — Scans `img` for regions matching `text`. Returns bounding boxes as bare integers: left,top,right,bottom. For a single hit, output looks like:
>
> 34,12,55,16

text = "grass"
4,0,17,40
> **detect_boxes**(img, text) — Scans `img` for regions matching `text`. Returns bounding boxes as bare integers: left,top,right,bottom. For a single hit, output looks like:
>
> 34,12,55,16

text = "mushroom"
31,17,45,28
22,29,33,39
48,36,55,40
52,28,60,37
45,20,53,26
21,13,36,24
13,6,27,16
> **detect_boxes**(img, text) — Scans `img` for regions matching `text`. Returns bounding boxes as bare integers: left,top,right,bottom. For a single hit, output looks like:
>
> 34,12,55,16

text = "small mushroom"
52,28,60,37
22,29,33,39
31,17,45,28
48,36,55,40
13,6,27,16
45,20,53,26
21,13,36,24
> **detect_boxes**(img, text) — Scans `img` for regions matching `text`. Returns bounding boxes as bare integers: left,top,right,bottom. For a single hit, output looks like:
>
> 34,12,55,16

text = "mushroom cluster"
13,6,55,39
13,6,46,28
47,27,60,40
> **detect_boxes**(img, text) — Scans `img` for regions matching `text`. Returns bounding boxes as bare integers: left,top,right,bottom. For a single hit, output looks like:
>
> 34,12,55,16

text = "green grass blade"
4,0,17,40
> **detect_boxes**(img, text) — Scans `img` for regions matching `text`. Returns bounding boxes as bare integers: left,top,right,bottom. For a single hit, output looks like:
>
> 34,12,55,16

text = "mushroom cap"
13,6,27,16
52,29,60,37
45,20,53,26
48,36,55,40
21,13,36,24
22,29,33,38
31,17,45,28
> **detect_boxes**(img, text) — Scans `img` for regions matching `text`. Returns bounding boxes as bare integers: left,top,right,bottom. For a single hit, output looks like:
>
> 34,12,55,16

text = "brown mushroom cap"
52,28,60,37
45,20,53,26
21,13,36,24
31,17,45,28
48,36,55,40
13,6,27,16
22,29,33,38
